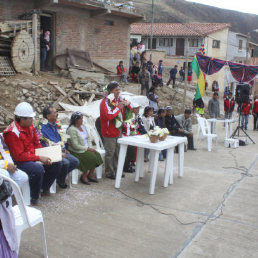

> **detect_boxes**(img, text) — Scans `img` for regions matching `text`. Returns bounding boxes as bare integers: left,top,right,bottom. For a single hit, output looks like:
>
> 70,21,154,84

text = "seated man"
116,60,128,84
165,106,181,135
41,105,79,188
0,135,28,188
175,109,196,151
3,102,61,205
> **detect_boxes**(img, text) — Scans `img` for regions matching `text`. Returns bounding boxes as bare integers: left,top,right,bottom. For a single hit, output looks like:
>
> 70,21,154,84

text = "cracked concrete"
18,120,258,258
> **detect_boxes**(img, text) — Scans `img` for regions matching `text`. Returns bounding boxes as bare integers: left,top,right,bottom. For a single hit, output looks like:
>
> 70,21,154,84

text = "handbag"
0,179,12,203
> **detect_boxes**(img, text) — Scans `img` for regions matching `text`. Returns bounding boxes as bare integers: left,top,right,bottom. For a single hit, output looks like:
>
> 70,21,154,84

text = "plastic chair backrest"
197,117,211,136
85,124,104,149
0,174,31,227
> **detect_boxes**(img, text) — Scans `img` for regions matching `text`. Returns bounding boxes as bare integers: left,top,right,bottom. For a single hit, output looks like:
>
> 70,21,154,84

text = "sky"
186,0,258,15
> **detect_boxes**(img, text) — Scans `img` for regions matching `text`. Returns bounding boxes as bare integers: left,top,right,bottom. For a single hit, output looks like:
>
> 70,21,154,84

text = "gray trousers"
103,136,120,177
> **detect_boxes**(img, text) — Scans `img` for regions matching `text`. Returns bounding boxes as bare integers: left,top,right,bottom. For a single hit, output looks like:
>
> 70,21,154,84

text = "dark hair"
69,111,83,128
143,106,153,117
158,108,165,116
42,105,54,119
159,60,163,62
184,109,191,115
107,81,119,93
149,86,156,93
119,60,123,64
213,92,219,96
14,116,28,122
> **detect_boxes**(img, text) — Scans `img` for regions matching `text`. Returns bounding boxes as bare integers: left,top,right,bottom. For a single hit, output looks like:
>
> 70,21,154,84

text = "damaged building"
0,0,143,74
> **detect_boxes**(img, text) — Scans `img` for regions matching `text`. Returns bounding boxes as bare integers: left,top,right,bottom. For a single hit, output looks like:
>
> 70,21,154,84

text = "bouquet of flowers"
147,126,169,142
107,93,134,130
35,117,70,148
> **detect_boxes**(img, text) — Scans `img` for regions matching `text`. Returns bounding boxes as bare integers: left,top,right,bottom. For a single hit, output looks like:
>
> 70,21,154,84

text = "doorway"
40,13,55,71
148,38,156,50
176,38,185,56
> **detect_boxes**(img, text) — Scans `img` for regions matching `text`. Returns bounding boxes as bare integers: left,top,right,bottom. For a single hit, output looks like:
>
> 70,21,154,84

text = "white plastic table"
207,118,237,139
115,135,187,194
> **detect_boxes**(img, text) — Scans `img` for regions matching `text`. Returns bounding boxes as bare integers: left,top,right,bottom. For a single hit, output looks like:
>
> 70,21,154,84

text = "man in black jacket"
165,106,181,135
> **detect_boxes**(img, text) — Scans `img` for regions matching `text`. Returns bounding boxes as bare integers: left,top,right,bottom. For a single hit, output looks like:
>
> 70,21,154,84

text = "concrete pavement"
19,122,258,258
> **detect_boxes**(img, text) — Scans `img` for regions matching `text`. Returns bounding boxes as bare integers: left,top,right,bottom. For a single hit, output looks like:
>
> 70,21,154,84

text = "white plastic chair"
0,174,48,258
197,116,217,152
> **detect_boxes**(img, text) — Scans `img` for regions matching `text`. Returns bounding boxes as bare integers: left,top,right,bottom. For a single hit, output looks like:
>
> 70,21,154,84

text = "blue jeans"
241,114,249,129
59,153,79,184
40,47,47,70
16,161,61,200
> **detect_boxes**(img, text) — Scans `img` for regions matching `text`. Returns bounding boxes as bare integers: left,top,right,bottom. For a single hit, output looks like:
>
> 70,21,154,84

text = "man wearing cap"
3,102,61,205
100,82,130,179
175,109,196,150
165,106,181,135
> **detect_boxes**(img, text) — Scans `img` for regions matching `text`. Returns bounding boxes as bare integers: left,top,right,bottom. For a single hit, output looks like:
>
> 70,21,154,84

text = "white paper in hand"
35,145,62,163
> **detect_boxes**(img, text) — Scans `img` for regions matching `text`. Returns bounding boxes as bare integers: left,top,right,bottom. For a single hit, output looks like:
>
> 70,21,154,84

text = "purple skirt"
0,230,18,258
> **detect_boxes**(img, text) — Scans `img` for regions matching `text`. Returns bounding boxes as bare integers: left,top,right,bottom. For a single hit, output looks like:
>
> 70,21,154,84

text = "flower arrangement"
106,93,134,130
35,117,70,148
147,126,169,142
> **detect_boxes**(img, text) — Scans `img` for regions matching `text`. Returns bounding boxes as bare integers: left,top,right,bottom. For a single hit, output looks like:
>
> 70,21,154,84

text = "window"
159,38,165,46
104,20,114,26
238,40,243,50
189,39,198,47
212,40,220,48
159,38,173,47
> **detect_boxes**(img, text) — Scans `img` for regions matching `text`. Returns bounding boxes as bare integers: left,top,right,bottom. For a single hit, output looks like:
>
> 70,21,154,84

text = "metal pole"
182,38,189,111
150,0,154,61
246,32,250,64
32,13,38,75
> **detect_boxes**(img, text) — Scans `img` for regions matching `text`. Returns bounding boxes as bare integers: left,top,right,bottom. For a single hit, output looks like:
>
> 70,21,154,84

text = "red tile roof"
130,23,231,37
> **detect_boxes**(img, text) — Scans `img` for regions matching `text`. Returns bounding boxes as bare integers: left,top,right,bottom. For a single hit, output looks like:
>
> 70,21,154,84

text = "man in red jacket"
224,91,235,120
253,95,258,130
100,82,129,179
3,102,61,205
240,99,252,130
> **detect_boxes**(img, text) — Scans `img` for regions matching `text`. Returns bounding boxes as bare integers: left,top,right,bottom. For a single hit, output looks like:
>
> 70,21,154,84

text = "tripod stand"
230,103,255,144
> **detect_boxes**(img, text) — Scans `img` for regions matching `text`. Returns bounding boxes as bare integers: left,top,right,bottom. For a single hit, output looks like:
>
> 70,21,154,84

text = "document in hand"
35,145,62,163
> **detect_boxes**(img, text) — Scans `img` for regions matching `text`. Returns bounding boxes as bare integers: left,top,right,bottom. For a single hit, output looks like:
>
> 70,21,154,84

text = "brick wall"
0,0,35,20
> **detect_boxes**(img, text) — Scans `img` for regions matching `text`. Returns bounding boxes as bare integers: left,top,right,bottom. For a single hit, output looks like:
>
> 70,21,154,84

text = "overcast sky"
186,0,258,15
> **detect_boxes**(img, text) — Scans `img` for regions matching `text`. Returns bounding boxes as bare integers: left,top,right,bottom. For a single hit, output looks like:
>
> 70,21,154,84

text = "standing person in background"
158,60,163,77
148,87,159,114
138,66,150,96
40,29,49,71
179,67,185,82
224,91,235,120
142,106,155,162
116,61,128,85
187,69,192,84
156,108,167,161
240,99,252,130
212,80,219,92
253,95,258,130
167,65,178,88
130,61,140,83
208,92,220,133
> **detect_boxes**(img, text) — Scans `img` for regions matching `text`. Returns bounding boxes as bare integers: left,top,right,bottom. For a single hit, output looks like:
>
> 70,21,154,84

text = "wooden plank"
52,84,67,96
53,89,74,108
88,94,95,103
71,95,84,106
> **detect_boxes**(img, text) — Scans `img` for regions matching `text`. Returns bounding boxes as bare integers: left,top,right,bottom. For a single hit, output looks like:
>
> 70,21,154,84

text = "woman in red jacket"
100,82,129,179
253,95,258,130
116,61,128,84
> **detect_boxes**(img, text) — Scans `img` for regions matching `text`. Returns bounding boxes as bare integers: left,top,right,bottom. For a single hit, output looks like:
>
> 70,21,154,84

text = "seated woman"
67,112,103,185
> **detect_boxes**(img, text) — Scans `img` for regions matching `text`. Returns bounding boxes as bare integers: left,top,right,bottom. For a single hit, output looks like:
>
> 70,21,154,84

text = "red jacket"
224,97,235,112
253,99,258,113
100,97,123,138
117,65,125,75
241,101,252,115
3,121,42,162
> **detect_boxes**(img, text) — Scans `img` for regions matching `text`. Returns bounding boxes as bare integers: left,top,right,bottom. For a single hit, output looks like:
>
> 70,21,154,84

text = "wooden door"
176,38,185,56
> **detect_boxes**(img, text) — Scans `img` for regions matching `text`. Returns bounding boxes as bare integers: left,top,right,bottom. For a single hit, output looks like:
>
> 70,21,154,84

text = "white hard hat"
14,102,36,117
131,102,140,108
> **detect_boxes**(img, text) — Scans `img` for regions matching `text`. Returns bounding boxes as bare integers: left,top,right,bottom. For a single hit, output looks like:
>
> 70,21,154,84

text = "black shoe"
124,166,135,173
188,148,197,151
87,176,98,183
80,175,90,185
106,174,116,180
31,198,38,206
57,182,68,189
